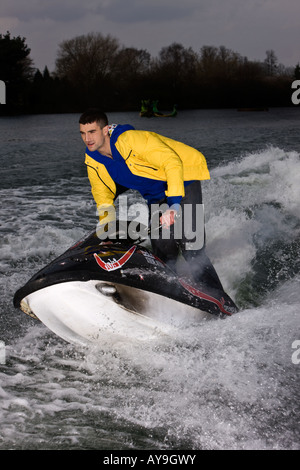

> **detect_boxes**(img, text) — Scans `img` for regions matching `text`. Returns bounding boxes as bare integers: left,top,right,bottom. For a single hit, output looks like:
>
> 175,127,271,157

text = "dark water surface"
0,108,299,450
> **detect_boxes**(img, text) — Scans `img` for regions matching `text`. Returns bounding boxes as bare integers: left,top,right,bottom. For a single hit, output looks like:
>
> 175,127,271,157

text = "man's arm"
86,164,116,222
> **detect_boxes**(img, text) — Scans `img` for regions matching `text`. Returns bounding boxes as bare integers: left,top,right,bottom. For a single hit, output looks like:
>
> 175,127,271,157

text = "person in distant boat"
79,108,214,285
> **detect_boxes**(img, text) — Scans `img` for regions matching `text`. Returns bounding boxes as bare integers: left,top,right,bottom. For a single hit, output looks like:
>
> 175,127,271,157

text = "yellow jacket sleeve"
86,160,116,222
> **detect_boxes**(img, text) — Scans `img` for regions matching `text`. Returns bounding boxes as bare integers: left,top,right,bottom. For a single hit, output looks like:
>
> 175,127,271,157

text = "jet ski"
13,223,238,346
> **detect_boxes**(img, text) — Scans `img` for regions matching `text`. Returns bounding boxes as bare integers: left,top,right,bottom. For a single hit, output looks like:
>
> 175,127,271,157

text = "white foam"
211,146,300,218
204,146,300,293
1,144,299,450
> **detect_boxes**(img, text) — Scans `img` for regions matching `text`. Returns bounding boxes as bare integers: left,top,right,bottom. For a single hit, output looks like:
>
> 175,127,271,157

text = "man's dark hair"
79,109,108,128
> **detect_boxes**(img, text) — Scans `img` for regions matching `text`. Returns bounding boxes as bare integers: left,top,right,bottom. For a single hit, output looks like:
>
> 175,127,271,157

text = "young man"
79,108,215,285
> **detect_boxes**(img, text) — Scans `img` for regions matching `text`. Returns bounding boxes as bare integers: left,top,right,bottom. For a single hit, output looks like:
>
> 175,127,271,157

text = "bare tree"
264,49,278,76
115,47,151,78
198,45,243,80
157,42,198,79
55,32,121,90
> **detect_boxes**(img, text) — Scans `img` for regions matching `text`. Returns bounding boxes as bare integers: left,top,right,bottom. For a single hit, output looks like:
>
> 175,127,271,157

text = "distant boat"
153,106,178,118
140,100,177,118
139,99,153,117
237,107,269,112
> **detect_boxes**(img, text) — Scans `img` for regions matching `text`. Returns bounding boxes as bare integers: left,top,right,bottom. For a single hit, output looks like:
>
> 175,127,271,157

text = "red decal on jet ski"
179,279,233,315
93,245,136,271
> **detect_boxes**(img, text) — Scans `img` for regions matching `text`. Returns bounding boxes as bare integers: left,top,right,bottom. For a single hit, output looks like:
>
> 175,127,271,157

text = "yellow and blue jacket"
84,124,210,219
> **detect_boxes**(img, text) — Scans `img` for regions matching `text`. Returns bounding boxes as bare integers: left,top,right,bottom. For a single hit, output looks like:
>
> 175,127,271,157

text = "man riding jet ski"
80,108,211,284
13,110,238,345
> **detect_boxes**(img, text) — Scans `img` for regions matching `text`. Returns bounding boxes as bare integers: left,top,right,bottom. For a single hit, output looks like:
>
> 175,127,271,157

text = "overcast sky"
1,0,299,72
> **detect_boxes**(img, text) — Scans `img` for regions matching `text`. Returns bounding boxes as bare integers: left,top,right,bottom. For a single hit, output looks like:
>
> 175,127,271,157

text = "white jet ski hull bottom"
20,280,211,346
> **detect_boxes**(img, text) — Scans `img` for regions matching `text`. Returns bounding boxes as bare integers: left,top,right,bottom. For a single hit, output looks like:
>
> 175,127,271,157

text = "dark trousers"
149,181,222,288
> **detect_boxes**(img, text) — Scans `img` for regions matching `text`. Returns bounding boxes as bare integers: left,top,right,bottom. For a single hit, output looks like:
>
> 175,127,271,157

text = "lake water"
0,108,300,450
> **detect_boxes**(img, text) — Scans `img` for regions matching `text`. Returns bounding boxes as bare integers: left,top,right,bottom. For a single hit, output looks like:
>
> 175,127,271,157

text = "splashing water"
0,111,299,450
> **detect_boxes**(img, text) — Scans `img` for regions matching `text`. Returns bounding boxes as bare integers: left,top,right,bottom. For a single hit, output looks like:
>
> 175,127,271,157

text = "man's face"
79,121,108,152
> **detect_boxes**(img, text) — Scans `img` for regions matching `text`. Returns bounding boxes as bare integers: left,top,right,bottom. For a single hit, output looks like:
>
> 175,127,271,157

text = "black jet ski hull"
13,229,238,345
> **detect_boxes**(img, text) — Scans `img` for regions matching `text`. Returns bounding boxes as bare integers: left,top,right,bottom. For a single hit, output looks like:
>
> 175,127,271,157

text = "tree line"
1,31,299,115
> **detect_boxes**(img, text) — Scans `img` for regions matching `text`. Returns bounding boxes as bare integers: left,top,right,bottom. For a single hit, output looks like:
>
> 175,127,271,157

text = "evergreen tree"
0,31,34,112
